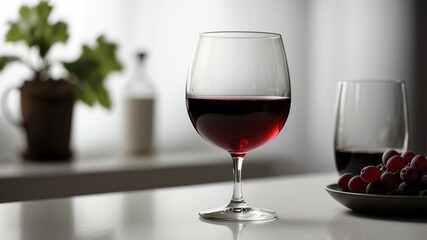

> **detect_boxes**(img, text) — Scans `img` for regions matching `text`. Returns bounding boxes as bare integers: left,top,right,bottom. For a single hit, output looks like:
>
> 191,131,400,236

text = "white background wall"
0,0,424,173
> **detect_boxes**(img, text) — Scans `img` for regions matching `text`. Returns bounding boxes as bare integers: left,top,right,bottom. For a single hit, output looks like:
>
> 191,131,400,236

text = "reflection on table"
327,212,427,240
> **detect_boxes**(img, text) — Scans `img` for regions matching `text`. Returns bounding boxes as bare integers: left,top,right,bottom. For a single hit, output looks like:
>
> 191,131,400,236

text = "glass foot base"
199,203,276,221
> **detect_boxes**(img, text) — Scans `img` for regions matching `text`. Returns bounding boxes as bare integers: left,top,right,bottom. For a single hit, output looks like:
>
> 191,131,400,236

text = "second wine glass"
186,31,291,221
334,80,409,175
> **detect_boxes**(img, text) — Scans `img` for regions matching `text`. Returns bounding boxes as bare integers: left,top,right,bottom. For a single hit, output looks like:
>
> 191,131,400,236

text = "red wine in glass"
187,97,291,153
335,148,384,175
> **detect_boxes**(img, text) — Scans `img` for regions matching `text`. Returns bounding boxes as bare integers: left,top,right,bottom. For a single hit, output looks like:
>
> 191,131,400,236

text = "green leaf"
5,22,26,42
94,36,123,75
49,21,68,44
64,57,99,81
94,85,112,109
74,81,97,107
0,56,21,71
5,1,68,58
65,36,122,109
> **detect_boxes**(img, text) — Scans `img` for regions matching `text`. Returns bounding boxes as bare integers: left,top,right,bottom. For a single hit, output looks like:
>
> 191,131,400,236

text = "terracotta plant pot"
4,80,75,161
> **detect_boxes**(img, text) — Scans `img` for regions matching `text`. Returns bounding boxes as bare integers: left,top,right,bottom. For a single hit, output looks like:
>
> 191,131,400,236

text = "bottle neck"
125,55,153,98
136,58,147,81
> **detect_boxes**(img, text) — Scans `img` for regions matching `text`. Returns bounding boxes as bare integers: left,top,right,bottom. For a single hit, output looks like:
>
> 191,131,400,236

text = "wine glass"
334,80,409,175
186,31,291,221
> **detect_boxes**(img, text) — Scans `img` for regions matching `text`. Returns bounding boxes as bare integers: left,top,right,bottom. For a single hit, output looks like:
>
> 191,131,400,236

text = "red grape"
418,190,427,196
337,173,354,191
400,166,418,184
410,155,427,171
366,182,384,194
401,151,415,165
336,150,427,196
398,182,417,195
386,155,406,172
418,175,427,189
360,165,381,183
348,175,368,193
387,189,400,195
380,172,399,190
382,149,399,165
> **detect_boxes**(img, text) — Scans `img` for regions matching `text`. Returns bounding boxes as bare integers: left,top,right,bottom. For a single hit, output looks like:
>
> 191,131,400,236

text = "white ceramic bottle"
122,52,155,155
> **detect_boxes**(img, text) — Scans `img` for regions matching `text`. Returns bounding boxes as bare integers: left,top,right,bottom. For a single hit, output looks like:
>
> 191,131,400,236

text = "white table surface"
0,172,425,240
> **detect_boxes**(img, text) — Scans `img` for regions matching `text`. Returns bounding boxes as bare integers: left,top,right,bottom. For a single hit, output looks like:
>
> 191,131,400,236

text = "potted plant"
0,1,122,161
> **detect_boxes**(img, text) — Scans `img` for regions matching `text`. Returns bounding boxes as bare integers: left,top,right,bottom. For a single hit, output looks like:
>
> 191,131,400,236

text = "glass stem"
231,154,246,204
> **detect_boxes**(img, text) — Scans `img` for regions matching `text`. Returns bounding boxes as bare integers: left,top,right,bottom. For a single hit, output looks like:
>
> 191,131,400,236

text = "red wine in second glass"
186,97,291,153
335,148,384,175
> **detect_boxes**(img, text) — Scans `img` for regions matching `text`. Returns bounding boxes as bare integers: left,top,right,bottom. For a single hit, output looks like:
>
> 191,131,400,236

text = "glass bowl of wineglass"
186,31,291,221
